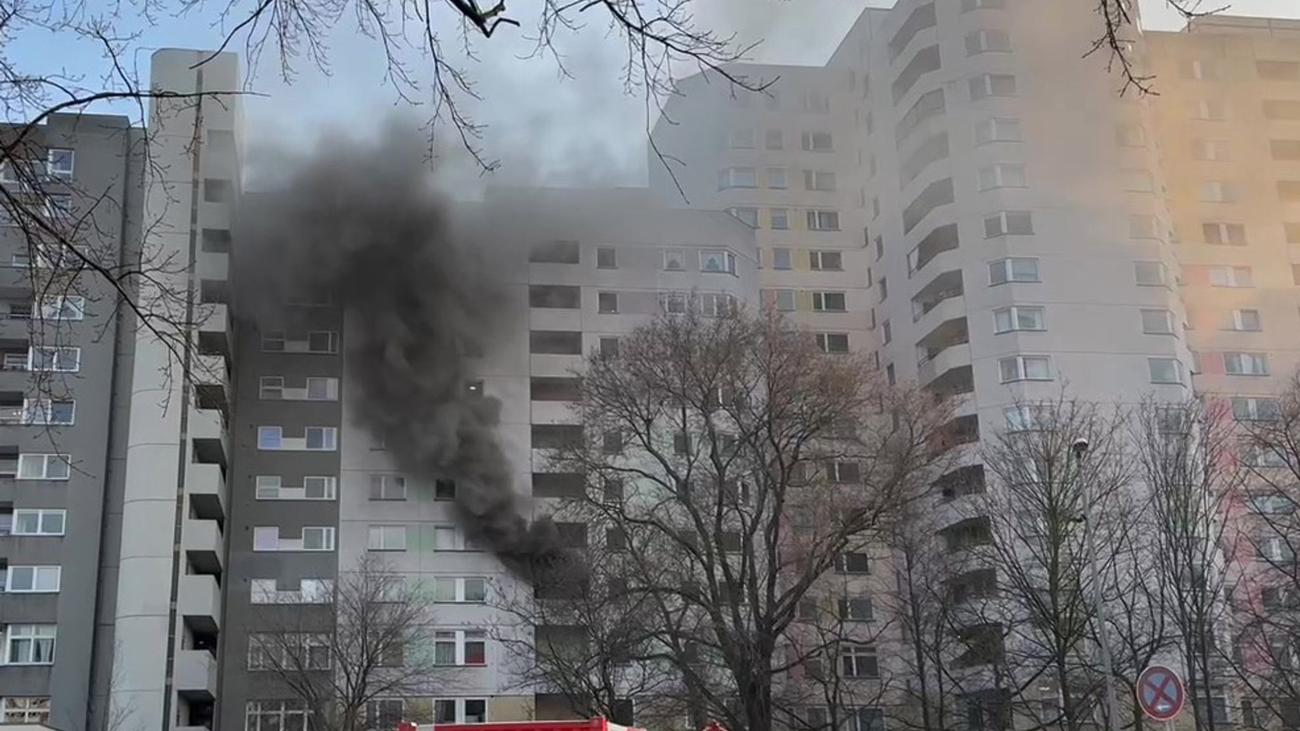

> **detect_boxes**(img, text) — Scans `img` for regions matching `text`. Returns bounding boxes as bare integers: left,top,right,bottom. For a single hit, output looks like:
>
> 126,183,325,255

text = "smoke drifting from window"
238,123,566,576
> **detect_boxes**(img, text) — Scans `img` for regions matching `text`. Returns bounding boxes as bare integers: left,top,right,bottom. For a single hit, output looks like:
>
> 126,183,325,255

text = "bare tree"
533,306,949,731
975,397,1135,731
1228,373,1300,729
248,553,453,731
1089,0,1225,95
1132,396,1242,731
490,544,679,725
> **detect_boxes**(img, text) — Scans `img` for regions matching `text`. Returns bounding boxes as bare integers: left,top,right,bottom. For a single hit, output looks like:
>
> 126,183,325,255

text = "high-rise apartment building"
651,2,1300,727
8,5,1300,731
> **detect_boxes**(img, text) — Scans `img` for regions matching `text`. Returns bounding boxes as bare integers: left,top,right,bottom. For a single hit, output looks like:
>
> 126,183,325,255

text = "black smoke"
239,126,566,575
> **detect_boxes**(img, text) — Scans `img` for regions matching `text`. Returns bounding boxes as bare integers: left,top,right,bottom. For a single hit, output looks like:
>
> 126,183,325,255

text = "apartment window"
717,167,757,190
1258,60,1300,80
203,178,232,203
17,454,69,480
989,257,1039,284
433,699,488,724
767,167,787,189
37,296,84,320
804,170,837,191
812,292,847,312
984,211,1033,237
299,427,335,451
590,246,616,270
1227,309,1262,331
836,552,871,574
801,131,833,152
1134,261,1167,287
530,330,583,355
245,702,310,731
974,117,1022,145
29,346,79,372
772,248,792,270
1200,181,1234,203
43,148,74,179
369,475,407,501
1204,222,1246,246
529,284,581,310
698,293,735,318
4,625,55,665
367,525,408,552
248,633,331,671
1233,397,1281,422
807,210,840,231
434,479,457,500
0,697,50,724
259,377,284,400
597,292,618,314
1128,214,1159,239
827,461,862,483
1209,266,1253,288
699,249,737,275
4,566,59,593
1225,352,1270,376
1116,124,1146,147
765,130,783,150
816,333,849,354
431,576,488,603
659,292,688,315
256,424,279,447
662,249,686,271
1140,309,1175,335
998,355,1052,382
993,306,1045,333
770,208,789,230
305,377,334,401
765,289,796,312
978,163,1026,190
1190,99,1226,120
809,250,843,271
434,525,479,551
969,74,1016,100
433,630,487,666
727,129,755,149
1148,358,1185,384
12,509,64,536
838,597,874,621
840,643,879,678
882,320,892,344
1258,537,1296,564
965,29,1010,55
598,337,619,358
1192,139,1229,161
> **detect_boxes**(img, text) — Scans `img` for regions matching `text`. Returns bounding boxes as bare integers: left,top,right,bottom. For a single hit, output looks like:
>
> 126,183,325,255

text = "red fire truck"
399,718,647,731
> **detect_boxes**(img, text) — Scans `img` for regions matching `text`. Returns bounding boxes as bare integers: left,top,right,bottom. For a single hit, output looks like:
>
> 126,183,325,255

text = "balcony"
193,353,228,413
174,649,217,701
196,302,228,358
182,518,223,575
197,249,229,282
186,462,226,521
918,343,972,386
931,413,980,453
912,269,964,323
928,365,975,402
907,223,959,278
179,573,221,634
190,407,227,468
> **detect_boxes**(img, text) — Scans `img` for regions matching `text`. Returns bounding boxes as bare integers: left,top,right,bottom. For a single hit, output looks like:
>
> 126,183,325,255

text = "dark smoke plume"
240,125,566,575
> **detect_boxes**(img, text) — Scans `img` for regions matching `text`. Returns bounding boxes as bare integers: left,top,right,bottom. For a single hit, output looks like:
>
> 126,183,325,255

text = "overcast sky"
11,0,1300,189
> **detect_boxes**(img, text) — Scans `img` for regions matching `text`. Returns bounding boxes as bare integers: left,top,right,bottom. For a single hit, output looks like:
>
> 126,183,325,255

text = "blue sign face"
1138,666,1185,721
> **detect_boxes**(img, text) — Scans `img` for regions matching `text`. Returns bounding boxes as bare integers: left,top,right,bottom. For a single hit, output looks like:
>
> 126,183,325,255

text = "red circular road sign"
1137,665,1186,722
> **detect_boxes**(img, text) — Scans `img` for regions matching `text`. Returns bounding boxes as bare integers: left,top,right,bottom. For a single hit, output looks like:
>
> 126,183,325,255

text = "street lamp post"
1074,437,1120,731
